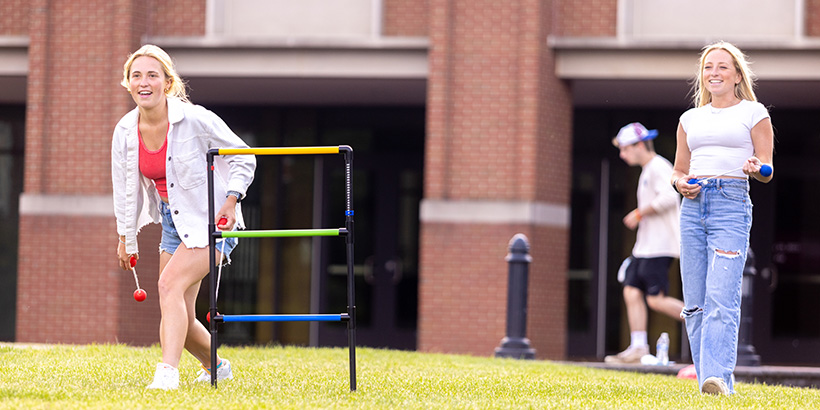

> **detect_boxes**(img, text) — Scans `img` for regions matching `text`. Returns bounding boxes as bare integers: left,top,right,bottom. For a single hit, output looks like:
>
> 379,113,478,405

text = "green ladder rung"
216,228,347,238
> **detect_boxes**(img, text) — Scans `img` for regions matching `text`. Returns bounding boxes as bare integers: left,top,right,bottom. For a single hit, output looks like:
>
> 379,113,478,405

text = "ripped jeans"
679,178,752,394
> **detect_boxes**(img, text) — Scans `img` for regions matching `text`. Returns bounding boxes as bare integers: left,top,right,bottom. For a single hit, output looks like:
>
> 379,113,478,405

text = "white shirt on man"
633,155,680,258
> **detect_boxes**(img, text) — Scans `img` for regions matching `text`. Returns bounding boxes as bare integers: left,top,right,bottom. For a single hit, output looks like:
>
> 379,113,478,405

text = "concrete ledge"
19,194,113,216
420,199,570,228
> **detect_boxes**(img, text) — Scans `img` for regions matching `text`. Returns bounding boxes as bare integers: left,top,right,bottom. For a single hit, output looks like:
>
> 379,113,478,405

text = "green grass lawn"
1,343,818,409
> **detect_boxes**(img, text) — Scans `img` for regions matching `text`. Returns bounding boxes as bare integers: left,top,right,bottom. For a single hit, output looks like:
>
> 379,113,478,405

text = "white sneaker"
604,345,649,364
194,358,234,383
701,376,730,395
147,363,180,390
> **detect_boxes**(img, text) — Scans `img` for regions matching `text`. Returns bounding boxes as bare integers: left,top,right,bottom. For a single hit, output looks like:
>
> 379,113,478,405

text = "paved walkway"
570,361,820,389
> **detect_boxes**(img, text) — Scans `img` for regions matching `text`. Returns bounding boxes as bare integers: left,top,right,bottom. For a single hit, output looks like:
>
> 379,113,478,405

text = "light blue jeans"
679,178,752,394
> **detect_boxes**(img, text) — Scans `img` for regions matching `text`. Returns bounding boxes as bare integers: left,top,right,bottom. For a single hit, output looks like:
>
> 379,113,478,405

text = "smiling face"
127,56,171,111
701,49,741,102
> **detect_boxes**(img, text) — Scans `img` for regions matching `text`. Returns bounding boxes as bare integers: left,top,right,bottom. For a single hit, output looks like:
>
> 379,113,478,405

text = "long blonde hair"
121,44,189,103
692,41,757,108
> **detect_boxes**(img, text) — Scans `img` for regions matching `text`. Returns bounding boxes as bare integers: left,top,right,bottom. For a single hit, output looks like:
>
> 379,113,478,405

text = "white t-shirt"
633,155,680,258
680,99,770,178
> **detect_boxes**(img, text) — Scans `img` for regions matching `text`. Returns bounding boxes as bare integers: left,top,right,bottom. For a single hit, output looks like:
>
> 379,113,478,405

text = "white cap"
614,122,658,147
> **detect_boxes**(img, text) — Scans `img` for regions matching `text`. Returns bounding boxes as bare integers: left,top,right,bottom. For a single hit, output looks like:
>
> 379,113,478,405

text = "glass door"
750,110,820,364
317,152,423,350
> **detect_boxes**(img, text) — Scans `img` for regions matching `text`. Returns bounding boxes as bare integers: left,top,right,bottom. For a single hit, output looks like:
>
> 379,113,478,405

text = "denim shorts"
159,200,237,259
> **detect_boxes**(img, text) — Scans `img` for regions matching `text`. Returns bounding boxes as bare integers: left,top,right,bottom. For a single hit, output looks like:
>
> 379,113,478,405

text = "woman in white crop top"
670,42,773,395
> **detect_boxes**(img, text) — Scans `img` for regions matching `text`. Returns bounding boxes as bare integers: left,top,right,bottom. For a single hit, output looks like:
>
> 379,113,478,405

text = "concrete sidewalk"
570,361,820,389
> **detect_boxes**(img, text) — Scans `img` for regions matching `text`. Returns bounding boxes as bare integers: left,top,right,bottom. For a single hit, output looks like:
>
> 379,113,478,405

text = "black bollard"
737,247,761,366
495,233,536,359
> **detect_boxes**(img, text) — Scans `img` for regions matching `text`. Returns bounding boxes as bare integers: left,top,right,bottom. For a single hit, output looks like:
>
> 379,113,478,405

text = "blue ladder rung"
216,313,349,323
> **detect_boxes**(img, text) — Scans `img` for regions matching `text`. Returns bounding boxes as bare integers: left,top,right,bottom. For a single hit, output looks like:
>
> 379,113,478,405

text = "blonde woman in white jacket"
112,44,256,390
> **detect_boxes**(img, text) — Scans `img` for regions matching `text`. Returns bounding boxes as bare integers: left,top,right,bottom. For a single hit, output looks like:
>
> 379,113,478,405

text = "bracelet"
118,237,125,245
671,178,680,194
226,190,242,201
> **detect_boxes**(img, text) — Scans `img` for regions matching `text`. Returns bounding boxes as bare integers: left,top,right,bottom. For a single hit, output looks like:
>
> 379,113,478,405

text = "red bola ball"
134,289,147,302
130,256,137,268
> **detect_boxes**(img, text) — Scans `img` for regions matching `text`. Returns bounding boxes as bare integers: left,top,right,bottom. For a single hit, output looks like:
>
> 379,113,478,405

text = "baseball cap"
613,122,659,147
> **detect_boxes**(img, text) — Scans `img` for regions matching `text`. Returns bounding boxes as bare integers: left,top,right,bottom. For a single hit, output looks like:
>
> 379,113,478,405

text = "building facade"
3,0,820,364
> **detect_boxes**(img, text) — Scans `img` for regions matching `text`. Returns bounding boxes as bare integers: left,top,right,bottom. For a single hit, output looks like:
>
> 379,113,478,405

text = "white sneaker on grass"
604,345,649,364
701,376,730,395
146,363,180,390
195,358,233,383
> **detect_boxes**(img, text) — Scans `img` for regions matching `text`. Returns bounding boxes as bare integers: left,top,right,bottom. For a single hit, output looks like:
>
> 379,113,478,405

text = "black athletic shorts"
623,256,674,296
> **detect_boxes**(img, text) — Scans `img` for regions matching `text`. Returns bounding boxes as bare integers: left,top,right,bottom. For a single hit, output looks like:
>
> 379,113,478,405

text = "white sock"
630,331,648,348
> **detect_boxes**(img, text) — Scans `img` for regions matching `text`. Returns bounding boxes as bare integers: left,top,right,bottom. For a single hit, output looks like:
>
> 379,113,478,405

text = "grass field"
1,343,819,409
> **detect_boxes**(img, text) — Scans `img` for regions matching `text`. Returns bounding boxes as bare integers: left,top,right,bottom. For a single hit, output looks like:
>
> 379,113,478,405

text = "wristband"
226,190,242,201
118,236,126,245
671,178,680,194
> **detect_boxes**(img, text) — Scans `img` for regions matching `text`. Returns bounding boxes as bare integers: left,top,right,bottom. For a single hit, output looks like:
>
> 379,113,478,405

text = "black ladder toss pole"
341,146,356,392
207,150,219,388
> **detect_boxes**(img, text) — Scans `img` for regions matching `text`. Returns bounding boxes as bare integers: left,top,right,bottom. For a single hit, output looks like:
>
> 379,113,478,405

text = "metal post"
341,146,357,391
596,159,610,358
495,233,536,359
207,150,219,387
737,247,761,366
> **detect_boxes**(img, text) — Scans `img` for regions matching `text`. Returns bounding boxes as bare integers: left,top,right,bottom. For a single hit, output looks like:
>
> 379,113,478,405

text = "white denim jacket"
112,97,256,254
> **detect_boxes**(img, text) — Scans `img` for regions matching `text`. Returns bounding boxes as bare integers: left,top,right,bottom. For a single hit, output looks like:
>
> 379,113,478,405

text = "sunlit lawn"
1,343,818,409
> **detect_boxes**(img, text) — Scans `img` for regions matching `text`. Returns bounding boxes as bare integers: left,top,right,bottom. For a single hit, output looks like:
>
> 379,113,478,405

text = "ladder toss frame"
206,145,356,391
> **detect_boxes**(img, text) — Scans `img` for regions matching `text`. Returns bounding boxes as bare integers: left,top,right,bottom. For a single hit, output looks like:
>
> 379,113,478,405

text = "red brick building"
4,1,820,364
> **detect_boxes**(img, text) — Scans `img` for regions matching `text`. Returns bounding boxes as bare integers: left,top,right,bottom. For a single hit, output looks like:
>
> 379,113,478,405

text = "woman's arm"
111,128,134,270
207,112,257,198
747,117,774,183
671,122,690,184
671,121,700,198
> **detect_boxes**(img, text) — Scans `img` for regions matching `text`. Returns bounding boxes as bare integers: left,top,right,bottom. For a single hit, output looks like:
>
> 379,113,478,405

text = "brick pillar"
16,0,161,345
418,0,571,359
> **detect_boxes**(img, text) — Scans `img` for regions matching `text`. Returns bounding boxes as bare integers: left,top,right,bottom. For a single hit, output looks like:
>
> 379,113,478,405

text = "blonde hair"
692,41,757,108
121,44,189,103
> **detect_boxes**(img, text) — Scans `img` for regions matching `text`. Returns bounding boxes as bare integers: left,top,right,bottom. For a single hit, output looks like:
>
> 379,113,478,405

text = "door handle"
364,256,375,284
761,266,778,292
385,259,403,284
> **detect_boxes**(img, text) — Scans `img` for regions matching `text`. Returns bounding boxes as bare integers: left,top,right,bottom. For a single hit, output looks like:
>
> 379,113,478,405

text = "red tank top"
138,125,168,199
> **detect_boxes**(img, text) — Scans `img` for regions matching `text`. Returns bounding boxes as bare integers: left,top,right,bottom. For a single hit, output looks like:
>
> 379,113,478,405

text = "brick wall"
552,0,617,37
527,225,570,358
17,216,119,343
17,0,203,345
0,0,29,35
807,0,820,37
23,0,141,194
149,0,207,37
421,0,570,359
16,218,161,345
418,224,513,355
383,0,429,37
